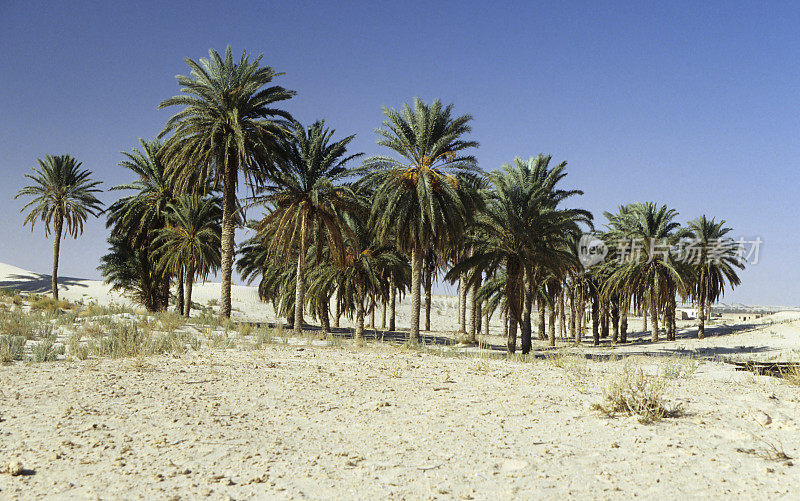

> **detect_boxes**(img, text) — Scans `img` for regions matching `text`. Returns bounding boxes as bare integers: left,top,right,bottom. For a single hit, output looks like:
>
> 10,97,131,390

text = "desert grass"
0,335,26,363
30,340,65,362
593,361,683,423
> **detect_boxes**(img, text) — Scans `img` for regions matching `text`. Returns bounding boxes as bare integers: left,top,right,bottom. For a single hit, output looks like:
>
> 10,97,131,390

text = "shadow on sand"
0,273,89,294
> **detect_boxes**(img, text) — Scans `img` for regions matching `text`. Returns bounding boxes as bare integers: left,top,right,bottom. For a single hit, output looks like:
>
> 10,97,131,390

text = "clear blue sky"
1,1,798,305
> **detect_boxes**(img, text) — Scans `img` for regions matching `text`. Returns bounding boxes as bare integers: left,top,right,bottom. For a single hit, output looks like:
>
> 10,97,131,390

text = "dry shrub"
779,364,800,386
593,363,683,423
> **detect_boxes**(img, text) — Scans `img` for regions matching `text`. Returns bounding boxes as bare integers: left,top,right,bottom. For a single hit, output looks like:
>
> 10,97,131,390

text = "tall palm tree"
252,120,362,335
16,155,103,300
104,139,177,311
366,97,482,341
155,196,222,317
687,215,743,338
159,46,295,318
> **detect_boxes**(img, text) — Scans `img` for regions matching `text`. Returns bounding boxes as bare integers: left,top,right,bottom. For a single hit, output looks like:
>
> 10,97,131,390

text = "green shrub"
30,340,64,362
0,335,26,363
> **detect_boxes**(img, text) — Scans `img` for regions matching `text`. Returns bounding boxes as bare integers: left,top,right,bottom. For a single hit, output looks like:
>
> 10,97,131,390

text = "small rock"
6,461,24,476
610,442,620,448
500,459,527,472
755,412,772,426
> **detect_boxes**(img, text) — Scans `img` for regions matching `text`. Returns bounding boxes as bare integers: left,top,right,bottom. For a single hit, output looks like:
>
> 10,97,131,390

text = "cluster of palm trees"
15,46,745,352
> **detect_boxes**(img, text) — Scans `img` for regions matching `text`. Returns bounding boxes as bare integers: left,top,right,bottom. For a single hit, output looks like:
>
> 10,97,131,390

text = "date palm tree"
104,139,176,311
155,196,222,317
159,46,295,318
365,97,482,341
604,203,690,342
16,155,103,300
448,156,590,353
252,120,362,335
687,215,743,338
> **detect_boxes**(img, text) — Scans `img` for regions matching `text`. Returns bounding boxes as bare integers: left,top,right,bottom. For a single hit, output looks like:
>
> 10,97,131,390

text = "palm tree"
686,216,744,338
604,203,690,342
159,46,295,318
365,97,481,341
448,156,590,353
155,196,222,317
16,155,103,300
105,139,177,312
252,120,362,335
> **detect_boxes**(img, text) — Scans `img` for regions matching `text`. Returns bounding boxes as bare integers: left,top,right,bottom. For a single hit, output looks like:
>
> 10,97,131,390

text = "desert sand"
2,263,800,499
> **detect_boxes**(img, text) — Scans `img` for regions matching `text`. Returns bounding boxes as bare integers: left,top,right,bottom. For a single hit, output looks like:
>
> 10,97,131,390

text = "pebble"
755,412,772,426
5,460,24,476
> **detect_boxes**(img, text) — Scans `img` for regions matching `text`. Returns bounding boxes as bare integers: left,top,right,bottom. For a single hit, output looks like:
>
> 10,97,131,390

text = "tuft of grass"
30,296,71,312
660,357,699,379
0,335,26,363
778,364,800,386
0,309,39,339
30,340,64,362
738,436,793,462
592,363,683,424
154,311,186,333
67,332,89,360
210,332,235,349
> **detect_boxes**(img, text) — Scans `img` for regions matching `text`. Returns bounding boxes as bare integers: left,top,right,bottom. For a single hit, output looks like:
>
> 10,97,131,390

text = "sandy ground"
2,263,800,499
2,346,799,500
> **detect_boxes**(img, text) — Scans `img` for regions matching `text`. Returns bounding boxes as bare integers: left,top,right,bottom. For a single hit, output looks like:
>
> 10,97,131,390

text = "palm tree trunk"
293,223,306,336
381,295,387,329
592,293,600,346
370,295,376,329
507,310,517,354
650,293,659,342
521,285,532,354
559,290,566,340
620,295,629,343
409,247,423,341
219,165,236,318
476,297,482,337
425,264,433,331
458,272,468,333
389,275,397,331
334,289,340,328
52,214,63,301
355,282,365,339
548,299,556,347
184,262,194,318
538,299,546,341
468,282,478,343
697,288,706,339
321,299,330,335
601,300,609,339
575,287,583,344
176,268,185,315
568,287,576,340
484,303,490,337
611,299,620,343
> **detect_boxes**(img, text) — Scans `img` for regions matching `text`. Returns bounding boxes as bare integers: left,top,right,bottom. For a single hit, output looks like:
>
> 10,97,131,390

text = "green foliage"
0,335,26,363
15,154,103,238
30,340,64,362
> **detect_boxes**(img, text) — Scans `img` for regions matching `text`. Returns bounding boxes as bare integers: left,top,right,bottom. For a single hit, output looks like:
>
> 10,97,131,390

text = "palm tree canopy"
154,196,222,280
687,215,743,303
158,45,296,193
16,154,103,238
364,97,483,255
253,119,363,265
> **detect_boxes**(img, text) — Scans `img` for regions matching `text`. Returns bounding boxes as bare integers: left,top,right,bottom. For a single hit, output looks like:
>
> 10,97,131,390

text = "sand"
2,263,800,499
